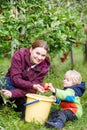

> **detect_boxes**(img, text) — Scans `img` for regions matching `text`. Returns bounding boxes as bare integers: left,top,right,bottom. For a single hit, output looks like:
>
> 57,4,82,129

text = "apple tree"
0,0,87,66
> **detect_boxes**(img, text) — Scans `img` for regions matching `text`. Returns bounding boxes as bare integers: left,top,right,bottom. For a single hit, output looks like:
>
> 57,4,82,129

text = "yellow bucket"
25,93,55,124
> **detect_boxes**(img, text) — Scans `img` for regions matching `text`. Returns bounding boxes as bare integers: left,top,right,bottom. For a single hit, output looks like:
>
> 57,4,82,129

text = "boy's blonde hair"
64,70,82,85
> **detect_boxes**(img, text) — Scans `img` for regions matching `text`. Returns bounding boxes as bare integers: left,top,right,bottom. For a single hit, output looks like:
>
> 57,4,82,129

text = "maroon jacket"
6,48,50,98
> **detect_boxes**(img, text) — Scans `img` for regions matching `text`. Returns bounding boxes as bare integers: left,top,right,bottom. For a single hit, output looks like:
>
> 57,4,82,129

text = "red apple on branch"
61,56,66,62
4,53,8,58
0,9,2,14
75,43,79,47
64,52,69,58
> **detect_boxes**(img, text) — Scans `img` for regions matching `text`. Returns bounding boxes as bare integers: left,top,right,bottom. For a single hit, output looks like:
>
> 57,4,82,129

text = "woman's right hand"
33,84,45,93
1,89,12,98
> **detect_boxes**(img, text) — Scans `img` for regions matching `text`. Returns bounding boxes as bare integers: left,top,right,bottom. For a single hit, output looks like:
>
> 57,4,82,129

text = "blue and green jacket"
54,82,85,119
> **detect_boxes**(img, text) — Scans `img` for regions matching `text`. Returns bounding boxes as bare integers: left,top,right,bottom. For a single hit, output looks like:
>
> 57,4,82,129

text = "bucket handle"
23,99,40,107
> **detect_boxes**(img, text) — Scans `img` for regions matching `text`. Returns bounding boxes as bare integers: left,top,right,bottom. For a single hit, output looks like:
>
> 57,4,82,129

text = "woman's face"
30,47,47,64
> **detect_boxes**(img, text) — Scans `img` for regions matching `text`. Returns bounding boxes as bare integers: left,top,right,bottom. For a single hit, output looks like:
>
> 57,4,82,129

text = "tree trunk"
70,45,75,69
84,43,87,62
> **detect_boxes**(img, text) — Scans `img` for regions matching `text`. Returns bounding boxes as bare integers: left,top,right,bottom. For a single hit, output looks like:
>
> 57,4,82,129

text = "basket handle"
23,99,40,106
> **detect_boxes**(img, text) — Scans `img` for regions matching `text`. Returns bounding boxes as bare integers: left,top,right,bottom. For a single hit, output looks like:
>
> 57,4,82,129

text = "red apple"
0,9,2,14
64,52,69,58
61,56,65,62
42,83,49,90
4,53,8,58
75,43,79,47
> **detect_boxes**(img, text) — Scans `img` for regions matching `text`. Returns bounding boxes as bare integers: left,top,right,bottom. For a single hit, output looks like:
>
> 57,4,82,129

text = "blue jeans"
0,77,15,90
0,77,26,113
47,110,77,128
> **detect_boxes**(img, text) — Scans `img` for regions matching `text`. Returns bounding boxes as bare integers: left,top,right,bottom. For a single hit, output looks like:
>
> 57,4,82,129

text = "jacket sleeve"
11,88,26,98
10,51,49,90
56,88,76,102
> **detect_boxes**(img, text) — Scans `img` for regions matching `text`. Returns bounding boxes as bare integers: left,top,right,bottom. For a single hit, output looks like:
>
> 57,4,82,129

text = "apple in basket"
42,83,49,91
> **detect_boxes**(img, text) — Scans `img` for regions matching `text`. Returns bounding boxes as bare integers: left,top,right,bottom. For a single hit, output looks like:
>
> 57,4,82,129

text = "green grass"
0,45,87,130
0,57,11,79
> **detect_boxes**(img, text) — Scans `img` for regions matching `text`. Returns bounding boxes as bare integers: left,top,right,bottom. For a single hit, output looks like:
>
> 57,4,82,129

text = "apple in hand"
42,83,49,90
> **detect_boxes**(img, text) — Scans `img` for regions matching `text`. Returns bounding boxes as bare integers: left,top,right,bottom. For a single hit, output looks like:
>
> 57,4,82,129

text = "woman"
0,40,50,118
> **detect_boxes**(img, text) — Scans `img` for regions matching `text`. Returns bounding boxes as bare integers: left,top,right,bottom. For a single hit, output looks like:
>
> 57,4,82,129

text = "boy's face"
63,76,73,88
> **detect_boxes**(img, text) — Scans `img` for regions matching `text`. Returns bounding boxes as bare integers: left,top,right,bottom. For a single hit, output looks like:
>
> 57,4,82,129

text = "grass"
0,45,87,130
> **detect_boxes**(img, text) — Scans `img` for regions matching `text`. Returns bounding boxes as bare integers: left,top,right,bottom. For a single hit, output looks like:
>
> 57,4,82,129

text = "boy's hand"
47,83,56,93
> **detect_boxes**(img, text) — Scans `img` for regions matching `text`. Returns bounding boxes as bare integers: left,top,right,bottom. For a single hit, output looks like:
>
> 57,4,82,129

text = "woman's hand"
2,89,12,98
33,84,45,93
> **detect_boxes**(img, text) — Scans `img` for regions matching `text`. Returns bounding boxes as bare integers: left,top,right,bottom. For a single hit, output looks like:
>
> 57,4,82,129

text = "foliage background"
0,0,87,56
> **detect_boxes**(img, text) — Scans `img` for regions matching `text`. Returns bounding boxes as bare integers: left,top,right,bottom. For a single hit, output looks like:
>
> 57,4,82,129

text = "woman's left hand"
1,89,12,98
